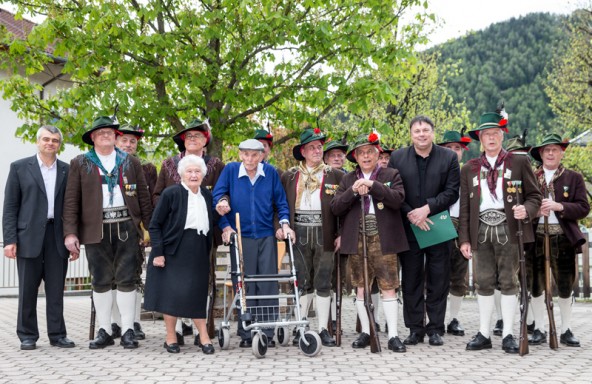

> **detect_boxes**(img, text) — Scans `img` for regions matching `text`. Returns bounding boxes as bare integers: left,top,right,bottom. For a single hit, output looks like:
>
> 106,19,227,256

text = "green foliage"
0,0,433,162
546,8,592,137
433,13,569,149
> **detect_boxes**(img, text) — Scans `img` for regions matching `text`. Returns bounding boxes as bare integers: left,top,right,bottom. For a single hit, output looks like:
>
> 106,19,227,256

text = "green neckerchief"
84,147,128,206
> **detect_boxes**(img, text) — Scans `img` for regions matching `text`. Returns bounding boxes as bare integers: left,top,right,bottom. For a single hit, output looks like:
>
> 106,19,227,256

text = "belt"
103,207,131,223
479,209,506,226
360,214,378,236
294,210,322,227
536,224,564,235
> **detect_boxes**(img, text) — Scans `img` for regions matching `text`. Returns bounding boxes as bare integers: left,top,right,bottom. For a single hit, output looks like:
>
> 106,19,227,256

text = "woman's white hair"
177,154,207,178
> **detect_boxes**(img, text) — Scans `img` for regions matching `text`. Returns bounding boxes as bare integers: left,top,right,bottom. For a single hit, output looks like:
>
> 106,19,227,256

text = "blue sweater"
213,162,290,239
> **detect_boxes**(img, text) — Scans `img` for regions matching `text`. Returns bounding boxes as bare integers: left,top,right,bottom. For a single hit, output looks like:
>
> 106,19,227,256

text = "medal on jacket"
564,186,569,198
377,202,384,210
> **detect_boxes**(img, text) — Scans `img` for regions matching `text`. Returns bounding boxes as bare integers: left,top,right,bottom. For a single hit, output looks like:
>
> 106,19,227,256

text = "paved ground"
0,295,591,384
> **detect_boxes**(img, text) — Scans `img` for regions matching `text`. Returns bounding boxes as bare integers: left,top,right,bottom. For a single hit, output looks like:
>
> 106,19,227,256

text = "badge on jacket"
125,184,137,197
564,186,569,198
324,184,338,195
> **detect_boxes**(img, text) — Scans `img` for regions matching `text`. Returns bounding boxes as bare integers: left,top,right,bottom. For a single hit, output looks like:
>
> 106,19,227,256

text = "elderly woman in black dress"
144,155,215,354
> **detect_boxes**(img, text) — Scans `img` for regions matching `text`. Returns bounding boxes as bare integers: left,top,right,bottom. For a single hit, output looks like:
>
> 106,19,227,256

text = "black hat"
82,115,120,145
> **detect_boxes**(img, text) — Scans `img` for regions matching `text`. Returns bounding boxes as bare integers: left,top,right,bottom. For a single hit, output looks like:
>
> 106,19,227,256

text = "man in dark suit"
388,115,460,347
3,125,76,350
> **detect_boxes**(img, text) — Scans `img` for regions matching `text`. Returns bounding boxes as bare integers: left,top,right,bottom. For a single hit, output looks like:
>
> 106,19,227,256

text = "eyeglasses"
185,133,205,140
93,129,116,137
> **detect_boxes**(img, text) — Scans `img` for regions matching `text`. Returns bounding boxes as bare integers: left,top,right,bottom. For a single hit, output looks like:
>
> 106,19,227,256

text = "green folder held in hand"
410,210,458,249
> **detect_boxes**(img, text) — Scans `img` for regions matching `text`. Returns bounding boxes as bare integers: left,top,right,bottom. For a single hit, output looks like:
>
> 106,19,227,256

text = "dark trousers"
16,221,68,342
230,236,278,340
399,240,451,336
85,220,139,293
294,224,334,297
527,233,576,298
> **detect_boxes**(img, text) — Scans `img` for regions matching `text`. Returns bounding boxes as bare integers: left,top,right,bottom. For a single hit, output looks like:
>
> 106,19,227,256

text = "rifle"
89,292,96,340
335,249,342,346
360,198,381,353
513,181,529,356
206,246,217,339
543,216,559,349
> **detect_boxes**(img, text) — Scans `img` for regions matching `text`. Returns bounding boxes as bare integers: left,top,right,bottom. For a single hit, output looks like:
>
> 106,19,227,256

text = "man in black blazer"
388,115,460,346
3,125,77,350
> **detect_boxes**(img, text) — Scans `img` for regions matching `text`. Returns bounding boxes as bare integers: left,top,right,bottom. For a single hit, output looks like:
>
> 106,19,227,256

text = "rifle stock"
515,182,529,356
335,250,342,346
89,292,96,340
360,198,381,353
544,216,559,349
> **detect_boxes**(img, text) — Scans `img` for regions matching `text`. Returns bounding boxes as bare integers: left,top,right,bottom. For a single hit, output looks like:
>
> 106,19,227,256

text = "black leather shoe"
201,343,215,354
502,334,519,353
163,342,180,353
492,319,503,336
560,329,580,347
111,323,122,339
528,329,547,345
352,332,371,349
176,332,185,346
292,334,300,346
133,322,145,340
527,322,535,335
466,332,492,350
447,318,465,336
428,333,444,346
182,322,193,336
319,329,336,347
89,328,114,349
20,339,36,350
403,332,424,345
50,337,75,348
120,329,139,349
239,339,252,348
387,336,406,353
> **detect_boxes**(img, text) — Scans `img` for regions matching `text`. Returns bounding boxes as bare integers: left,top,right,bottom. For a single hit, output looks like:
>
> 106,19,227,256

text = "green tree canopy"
0,0,433,160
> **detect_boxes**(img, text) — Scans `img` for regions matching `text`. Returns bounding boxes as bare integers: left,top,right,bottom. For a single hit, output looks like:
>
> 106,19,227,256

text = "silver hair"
36,125,63,143
177,154,207,178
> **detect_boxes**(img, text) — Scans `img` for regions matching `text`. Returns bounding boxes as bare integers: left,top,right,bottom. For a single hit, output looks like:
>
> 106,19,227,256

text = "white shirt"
362,171,375,215
299,167,323,211
97,151,125,208
538,168,559,225
239,163,265,185
182,182,210,236
480,156,504,210
37,154,57,219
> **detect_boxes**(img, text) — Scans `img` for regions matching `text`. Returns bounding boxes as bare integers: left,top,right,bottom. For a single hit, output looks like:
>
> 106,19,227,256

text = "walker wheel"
218,327,230,350
299,331,322,357
277,327,290,346
252,333,268,358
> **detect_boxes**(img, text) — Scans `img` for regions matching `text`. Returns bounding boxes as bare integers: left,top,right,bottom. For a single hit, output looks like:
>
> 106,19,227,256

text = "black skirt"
144,229,210,318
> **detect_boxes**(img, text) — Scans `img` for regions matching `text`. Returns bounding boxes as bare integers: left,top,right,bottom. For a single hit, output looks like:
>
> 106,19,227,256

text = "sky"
426,0,582,46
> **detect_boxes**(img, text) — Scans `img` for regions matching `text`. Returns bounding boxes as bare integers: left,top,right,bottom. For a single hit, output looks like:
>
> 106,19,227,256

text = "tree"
0,0,433,159
546,8,592,137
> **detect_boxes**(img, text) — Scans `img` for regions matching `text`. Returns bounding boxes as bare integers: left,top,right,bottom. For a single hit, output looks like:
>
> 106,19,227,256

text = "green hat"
437,130,472,150
530,133,569,163
253,129,273,147
118,124,144,139
292,128,327,161
323,139,348,155
346,132,381,163
173,119,211,152
82,115,120,145
505,137,531,154
469,112,509,141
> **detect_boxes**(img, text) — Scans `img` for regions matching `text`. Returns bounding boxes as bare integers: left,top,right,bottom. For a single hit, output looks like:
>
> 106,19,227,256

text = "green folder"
410,210,458,249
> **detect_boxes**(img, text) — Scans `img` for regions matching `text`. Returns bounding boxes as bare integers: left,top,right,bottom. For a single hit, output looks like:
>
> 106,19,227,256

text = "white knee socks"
382,297,398,339
93,290,114,335
477,294,495,338
501,294,518,338
117,289,136,333
355,299,370,335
